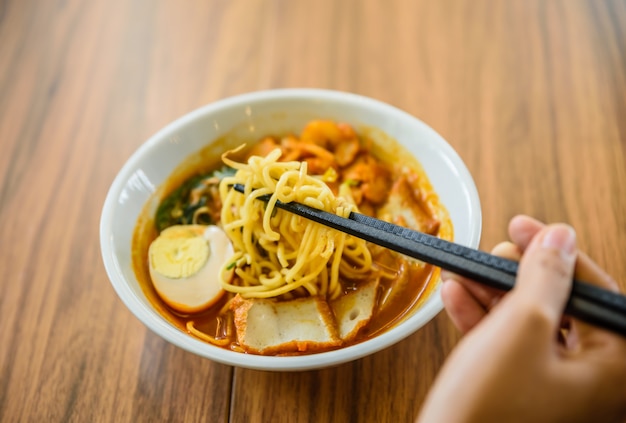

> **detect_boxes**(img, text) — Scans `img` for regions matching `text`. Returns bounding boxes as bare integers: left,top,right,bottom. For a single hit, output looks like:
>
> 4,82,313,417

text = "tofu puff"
132,120,452,355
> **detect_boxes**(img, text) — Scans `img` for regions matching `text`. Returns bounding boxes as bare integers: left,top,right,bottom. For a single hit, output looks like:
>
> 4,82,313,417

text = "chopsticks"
231,184,626,337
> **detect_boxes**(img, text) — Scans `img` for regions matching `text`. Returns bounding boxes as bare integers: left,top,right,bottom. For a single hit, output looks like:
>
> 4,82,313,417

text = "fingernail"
542,225,576,256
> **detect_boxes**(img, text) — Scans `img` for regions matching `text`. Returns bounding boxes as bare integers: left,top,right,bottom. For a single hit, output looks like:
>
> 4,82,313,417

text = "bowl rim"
100,88,482,371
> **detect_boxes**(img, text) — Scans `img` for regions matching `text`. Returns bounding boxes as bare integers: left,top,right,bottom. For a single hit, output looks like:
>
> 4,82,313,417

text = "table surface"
2,0,625,422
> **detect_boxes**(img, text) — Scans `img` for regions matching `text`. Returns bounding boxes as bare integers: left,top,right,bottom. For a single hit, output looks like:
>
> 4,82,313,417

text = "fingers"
441,279,488,334
510,215,621,343
508,215,544,250
441,242,522,333
572,251,620,292
440,242,519,312
440,241,520,332
513,224,578,331
564,251,621,343
444,214,622,344
441,270,503,307
491,241,522,261
509,215,619,292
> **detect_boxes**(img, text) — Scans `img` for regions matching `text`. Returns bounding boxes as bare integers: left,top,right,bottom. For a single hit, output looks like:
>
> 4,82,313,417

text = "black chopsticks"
231,183,626,337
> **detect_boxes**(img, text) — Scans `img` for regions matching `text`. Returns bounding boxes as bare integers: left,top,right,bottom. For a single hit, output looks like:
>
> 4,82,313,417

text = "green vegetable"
155,166,235,232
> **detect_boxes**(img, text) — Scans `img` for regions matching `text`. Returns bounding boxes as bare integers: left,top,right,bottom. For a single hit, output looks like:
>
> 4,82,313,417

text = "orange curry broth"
132,123,453,354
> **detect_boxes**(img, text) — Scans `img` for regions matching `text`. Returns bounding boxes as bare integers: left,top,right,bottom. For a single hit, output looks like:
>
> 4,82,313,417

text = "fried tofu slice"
231,280,380,354
377,174,440,235
231,295,342,355
330,280,379,342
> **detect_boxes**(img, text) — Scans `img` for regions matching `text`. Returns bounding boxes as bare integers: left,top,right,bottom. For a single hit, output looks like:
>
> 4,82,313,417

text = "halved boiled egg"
148,224,234,313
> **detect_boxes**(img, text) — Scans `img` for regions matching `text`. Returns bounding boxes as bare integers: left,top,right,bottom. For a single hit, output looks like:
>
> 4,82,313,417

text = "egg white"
149,224,234,313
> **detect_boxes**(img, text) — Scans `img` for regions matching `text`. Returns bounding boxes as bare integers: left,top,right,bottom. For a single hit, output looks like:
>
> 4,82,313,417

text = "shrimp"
334,137,360,167
281,134,336,174
300,120,344,148
248,136,280,158
343,155,391,204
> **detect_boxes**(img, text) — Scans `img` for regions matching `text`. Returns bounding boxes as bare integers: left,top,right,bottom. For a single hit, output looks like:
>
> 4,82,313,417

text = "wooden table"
2,0,625,421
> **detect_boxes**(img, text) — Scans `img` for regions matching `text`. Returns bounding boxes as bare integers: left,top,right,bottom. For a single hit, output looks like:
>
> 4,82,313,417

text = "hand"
416,215,626,423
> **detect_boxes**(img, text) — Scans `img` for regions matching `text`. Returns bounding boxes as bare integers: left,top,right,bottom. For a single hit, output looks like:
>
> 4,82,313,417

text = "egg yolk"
149,230,210,279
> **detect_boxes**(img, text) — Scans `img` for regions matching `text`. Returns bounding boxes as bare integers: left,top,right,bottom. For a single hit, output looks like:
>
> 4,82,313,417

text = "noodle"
186,321,231,346
218,147,373,300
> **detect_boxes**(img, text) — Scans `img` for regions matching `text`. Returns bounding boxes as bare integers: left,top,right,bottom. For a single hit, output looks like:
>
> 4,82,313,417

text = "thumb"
513,224,577,331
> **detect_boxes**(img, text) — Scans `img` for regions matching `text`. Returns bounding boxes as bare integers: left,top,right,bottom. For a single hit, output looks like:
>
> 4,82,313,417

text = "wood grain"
0,0,624,422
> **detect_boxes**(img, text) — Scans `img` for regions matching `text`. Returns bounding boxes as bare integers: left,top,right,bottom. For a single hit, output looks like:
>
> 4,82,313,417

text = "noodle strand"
219,148,373,300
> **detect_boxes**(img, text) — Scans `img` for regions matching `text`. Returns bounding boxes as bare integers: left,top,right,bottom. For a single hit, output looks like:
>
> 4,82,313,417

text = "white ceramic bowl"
100,89,481,371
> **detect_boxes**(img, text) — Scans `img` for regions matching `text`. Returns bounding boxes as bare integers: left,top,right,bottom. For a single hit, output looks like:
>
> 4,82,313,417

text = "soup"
132,120,452,355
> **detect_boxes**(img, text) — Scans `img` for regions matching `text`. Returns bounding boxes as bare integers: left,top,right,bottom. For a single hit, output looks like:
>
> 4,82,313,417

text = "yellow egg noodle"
218,148,373,300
